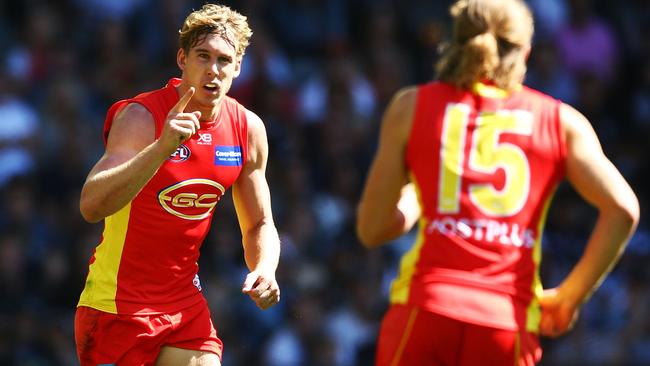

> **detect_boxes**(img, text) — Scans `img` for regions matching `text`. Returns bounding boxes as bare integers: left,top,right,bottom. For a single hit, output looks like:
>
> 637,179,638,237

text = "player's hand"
242,270,280,310
158,87,201,152
538,287,581,338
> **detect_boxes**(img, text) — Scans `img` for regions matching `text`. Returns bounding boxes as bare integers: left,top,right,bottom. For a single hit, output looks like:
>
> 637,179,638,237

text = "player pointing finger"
159,87,202,150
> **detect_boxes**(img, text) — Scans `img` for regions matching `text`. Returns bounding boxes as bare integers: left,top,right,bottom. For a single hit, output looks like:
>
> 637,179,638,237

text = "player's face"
177,32,241,110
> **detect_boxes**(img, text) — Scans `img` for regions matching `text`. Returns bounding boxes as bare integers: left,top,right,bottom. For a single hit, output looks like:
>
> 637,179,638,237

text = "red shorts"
376,304,542,366
74,299,222,366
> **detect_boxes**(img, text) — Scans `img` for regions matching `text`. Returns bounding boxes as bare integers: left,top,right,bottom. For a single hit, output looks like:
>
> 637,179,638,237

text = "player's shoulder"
391,81,448,110
381,85,421,142
518,85,560,104
104,101,156,149
238,106,266,153
403,80,454,96
243,107,264,132
220,95,251,124
559,102,592,140
223,94,257,113
391,85,418,107
114,102,154,124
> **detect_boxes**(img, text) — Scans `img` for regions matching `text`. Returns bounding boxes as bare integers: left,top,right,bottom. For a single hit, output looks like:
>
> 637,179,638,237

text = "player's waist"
407,270,533,298
391,281,530,331
78,291,205,315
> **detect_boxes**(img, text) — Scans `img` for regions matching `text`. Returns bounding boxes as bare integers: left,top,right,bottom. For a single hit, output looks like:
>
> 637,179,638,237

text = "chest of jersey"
149,127,243,221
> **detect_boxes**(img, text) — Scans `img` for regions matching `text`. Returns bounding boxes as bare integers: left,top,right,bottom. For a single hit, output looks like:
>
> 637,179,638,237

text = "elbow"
356,221,385,249
356,204,391,249
79,197,104,224
617,192,640,231
80,205,103,224
605,195,640,234
620,197,641,232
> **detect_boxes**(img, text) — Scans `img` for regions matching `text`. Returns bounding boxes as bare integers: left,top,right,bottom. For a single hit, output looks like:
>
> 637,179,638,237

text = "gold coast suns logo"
158,179,225,220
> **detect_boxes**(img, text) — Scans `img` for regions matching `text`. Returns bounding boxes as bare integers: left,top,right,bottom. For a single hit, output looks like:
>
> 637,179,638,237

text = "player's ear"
233,57,242,78
523,45,531,62
177,48,186,71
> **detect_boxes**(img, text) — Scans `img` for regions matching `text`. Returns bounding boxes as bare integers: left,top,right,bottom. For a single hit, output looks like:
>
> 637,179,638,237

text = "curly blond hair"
436,0,533,91
179,3,253,58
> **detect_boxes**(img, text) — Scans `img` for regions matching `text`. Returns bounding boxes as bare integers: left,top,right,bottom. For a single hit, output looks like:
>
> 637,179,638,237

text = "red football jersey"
392,81,566,332
79,78,248,314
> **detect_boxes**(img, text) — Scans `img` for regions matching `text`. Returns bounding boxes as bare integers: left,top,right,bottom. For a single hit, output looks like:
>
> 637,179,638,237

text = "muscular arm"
234,109,281,309
356,87,421,248
80,88,200,223
539,103,639,337
80,104,167,222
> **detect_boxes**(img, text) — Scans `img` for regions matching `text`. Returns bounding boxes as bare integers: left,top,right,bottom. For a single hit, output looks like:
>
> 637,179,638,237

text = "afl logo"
158,179,225,220
168,145,191,162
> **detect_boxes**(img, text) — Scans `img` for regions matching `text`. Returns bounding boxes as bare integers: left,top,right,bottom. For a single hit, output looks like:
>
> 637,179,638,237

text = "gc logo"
158,179,225,220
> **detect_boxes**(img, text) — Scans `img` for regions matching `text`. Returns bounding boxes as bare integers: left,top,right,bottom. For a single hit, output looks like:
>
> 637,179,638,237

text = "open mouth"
203,83,219,93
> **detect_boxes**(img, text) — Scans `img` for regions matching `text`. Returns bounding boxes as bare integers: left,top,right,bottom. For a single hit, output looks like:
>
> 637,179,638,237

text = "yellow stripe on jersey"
390,175,426,304
78,203,131,314
390,222,426,303
526,192,556,332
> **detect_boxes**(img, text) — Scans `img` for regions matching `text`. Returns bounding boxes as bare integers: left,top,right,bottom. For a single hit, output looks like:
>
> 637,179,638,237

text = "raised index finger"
172,87,195,113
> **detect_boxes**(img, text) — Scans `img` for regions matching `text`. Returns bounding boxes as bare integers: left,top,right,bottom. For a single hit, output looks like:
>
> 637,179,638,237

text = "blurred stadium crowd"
0,0,648,365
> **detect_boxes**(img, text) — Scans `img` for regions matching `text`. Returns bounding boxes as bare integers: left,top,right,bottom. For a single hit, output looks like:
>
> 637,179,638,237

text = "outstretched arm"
356,87,421,248
539,103,639,337
234,109,281,310
80,88,201,223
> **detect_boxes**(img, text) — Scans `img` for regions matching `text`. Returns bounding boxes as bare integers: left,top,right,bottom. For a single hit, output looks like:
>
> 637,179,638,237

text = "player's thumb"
242,272,258,293
193,111,201,119
538,310,556,337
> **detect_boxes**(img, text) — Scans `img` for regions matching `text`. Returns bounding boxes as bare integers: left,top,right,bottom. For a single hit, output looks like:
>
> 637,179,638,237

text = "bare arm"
539,103,640,337
356,87,421,248
79,88,201,223
234,109,281,310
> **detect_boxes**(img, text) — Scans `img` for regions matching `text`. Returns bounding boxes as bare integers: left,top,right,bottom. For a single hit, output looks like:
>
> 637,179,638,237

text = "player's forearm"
242,220,281,273
558,204,639,307
80,141,173,223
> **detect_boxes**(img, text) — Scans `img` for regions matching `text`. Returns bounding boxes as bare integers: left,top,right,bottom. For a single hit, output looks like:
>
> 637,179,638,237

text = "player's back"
393,81,566,332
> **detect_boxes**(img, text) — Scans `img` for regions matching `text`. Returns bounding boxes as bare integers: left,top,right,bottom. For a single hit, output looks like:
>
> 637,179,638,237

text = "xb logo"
158,179,225,220
197,133,212,145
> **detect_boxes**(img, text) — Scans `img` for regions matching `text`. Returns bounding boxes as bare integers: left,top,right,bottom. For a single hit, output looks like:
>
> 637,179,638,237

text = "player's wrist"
557,281,589,309
153,136,181,158
251,264,277,277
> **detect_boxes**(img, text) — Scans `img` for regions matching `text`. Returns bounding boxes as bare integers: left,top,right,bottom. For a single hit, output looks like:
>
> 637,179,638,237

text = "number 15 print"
438,104,533,217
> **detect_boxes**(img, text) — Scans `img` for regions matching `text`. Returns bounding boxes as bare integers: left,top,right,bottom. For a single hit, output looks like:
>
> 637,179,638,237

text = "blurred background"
0,0,648,365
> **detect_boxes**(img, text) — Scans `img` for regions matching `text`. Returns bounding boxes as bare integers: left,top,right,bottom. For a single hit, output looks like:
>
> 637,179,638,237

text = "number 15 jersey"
392,81,566,332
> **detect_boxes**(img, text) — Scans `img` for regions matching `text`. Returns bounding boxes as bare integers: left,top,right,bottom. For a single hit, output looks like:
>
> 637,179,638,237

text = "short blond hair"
436,0,533,91
179,3,253,58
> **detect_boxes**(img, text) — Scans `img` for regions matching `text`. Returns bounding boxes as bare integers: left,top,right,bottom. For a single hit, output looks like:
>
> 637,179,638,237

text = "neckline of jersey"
472,81,522,99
